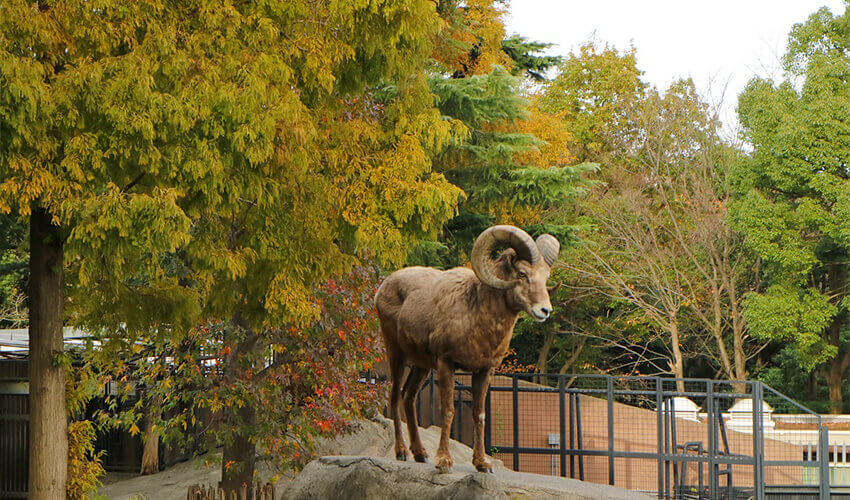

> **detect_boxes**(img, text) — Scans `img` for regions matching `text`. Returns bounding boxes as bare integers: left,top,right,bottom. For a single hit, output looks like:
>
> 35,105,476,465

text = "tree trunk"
668,319,685,393
719,240,748,384
559,336,587,375
220,315,258,494
140,393,161,475
535,330,555,384
28,207,68,499
827,361,845,415
728,289,747,383
826,263,849,414
825,329,849,414
220,404,256,493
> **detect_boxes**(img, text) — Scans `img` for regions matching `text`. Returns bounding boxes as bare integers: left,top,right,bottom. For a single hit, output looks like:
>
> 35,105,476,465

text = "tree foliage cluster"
506,4,850,416
0,0,591,496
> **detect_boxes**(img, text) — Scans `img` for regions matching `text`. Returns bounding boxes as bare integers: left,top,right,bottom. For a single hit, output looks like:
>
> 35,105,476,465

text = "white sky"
506,0,847,137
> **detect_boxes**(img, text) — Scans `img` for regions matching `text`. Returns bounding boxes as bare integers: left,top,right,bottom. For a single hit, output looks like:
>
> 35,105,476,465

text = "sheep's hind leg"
471,369,494,473
402,366,430,462
434,359,455,473
389,356,409,461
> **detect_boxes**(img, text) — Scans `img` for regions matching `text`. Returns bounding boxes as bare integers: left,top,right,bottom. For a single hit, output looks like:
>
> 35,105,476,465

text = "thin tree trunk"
558,336,587,375
140,393,162,475
720,246,748,383
668,319,685,393
711,296,734,380
28,207,68,499
826,321,849,414
827,359,846,415
535,330,555,383
826,263,849,414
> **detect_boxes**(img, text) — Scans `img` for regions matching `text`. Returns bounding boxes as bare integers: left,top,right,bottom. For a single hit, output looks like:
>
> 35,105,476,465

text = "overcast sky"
506,0,847,136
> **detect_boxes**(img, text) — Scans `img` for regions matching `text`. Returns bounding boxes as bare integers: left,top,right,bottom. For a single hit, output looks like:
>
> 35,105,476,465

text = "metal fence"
416,373,831,500
0,358,198,497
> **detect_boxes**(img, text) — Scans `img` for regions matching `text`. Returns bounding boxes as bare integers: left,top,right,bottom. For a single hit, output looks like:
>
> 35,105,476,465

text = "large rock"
313,415,501,469
282,455,651,500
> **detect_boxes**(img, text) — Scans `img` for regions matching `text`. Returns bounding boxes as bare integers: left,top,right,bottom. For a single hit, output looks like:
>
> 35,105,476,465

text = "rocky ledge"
282,455,652,500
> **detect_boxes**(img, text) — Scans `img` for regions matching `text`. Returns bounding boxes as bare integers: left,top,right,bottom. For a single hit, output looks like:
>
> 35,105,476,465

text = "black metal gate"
0,359,28,499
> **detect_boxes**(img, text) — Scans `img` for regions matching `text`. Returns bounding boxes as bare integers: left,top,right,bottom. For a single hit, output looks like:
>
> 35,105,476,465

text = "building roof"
0,327,91,356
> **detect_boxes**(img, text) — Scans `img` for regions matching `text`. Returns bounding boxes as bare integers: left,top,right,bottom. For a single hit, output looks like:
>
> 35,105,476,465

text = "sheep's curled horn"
470,225,560,289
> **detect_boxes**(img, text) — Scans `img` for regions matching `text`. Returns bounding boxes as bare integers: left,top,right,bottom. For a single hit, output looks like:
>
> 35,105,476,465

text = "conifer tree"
413,2,593,268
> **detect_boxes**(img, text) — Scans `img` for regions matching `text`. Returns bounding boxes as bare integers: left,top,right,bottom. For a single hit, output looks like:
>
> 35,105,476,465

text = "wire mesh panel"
414,372,830,499
761,384,825,499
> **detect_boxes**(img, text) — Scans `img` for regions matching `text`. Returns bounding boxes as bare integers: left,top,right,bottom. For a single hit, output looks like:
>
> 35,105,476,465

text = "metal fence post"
753,382,765,500
655,377,663,499
819,425,830,500
512,373,519,471
707,380,716,500
569,392,576,478
607,375,615,486
429,372,435,426
559,375,567,477
484,386,492,455
576,393,584,481
456,385,463,443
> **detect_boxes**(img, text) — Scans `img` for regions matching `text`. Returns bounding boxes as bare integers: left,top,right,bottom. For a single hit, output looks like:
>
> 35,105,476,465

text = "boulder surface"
282,455,652,500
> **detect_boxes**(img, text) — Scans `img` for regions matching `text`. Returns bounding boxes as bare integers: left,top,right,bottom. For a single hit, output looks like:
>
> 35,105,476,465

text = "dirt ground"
95,415,495,500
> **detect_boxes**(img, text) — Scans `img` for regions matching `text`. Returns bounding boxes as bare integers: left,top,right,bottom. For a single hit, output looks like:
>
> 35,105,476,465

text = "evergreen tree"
413,3,594,268
501,35,561,81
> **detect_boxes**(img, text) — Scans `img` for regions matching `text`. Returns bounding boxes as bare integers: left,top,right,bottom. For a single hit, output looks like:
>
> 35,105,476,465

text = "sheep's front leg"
471,368,493,472
434,358,455,473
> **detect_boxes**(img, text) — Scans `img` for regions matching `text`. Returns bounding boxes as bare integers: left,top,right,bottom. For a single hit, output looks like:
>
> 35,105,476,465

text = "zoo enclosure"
415,373,832,500
0,357,198,498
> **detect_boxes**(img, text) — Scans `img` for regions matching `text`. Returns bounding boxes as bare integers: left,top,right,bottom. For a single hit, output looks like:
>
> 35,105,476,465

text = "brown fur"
375,249,554,473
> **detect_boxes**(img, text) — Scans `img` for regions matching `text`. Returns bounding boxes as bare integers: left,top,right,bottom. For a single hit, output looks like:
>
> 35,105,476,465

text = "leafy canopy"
732,3,850,368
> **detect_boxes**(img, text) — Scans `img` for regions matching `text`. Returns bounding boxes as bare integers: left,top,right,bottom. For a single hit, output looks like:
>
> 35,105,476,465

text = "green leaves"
734,3,850,372
743,285,838,369
730,190,818,276
504,162,599,207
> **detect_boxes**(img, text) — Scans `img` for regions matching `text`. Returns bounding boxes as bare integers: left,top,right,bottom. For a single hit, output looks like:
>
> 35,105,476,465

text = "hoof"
411,445,429,463
435,455,453,474
396,451,408,461
473,458,493,473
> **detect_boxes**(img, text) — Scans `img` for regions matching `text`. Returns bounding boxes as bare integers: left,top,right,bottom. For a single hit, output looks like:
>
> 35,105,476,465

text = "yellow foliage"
511,99,575,169
432,0,512,76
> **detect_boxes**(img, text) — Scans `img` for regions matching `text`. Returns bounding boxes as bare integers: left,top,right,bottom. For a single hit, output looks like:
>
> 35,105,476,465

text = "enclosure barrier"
414,373,831,500
186,482,275,500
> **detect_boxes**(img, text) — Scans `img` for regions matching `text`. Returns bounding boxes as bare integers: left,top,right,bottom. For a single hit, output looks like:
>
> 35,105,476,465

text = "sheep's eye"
517,271,527,280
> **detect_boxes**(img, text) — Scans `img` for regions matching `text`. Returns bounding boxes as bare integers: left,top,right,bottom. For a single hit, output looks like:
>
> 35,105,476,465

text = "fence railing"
415,372,830,500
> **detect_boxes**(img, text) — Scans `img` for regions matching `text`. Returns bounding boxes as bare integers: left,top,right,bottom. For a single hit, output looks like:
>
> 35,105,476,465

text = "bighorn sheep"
375,225,560,473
